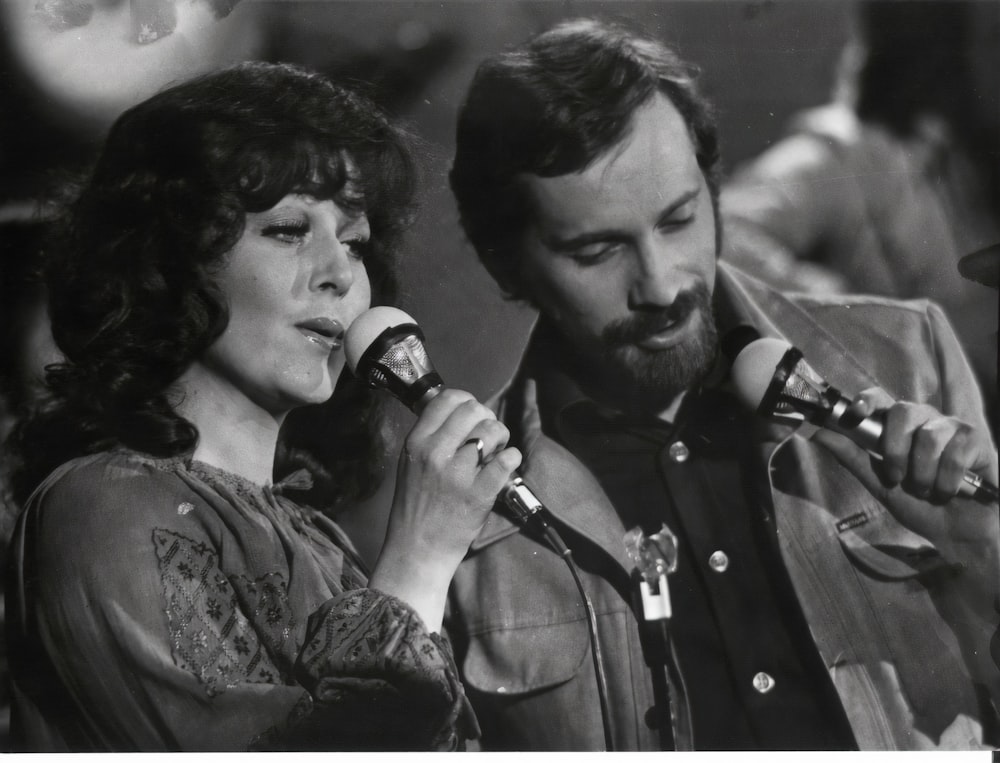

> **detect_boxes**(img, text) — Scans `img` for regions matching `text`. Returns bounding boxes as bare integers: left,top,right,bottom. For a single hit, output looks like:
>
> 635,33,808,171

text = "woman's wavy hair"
10,61,418,508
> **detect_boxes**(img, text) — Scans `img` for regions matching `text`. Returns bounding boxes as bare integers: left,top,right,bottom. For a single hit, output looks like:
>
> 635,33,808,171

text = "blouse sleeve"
8,459,476,751
270,589,476,751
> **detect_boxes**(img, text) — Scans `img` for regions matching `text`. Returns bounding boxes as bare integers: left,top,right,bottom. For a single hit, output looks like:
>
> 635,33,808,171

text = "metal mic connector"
498,478,569,556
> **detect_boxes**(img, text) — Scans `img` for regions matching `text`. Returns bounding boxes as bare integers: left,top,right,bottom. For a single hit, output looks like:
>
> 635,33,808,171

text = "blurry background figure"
0,203,61,748
0,207,60,447
721,0,1000,431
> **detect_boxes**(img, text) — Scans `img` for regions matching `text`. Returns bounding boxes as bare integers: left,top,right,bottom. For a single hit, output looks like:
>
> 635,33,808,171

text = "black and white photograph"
0,0,998,754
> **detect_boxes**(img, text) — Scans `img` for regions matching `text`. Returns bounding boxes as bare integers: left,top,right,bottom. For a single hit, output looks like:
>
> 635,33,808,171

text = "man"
445,18,1000,751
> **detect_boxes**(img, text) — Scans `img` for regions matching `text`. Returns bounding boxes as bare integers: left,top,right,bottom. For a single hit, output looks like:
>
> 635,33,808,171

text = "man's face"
515,93,719,411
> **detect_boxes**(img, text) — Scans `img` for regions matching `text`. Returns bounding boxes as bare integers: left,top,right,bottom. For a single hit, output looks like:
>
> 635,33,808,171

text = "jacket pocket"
835,505,956,581
461,616,591,696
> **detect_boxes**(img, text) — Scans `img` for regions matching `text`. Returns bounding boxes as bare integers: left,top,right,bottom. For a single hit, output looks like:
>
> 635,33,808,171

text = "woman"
4,61,520,751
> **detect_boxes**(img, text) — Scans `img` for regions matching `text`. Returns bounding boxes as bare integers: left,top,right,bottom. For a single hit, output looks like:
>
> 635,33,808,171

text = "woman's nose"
309,232,355,296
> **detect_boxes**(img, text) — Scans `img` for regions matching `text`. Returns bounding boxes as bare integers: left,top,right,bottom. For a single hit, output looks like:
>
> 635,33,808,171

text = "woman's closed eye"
261,219,310,244
341,235,371,260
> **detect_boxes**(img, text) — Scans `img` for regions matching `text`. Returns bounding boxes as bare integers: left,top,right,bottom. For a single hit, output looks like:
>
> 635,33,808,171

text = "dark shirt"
535,350,856,750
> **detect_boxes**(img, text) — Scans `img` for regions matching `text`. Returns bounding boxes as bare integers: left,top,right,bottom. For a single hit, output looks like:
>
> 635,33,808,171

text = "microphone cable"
514,509,615,752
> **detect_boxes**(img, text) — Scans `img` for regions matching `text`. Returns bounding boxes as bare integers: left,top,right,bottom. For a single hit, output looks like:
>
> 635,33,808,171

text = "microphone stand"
625,526,693,750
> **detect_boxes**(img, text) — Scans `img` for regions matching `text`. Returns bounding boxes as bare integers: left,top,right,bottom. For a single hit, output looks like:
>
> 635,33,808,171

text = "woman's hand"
369,389,522,631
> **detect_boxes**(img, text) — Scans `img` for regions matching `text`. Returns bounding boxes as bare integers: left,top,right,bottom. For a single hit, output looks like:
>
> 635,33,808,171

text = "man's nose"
628,241,685,309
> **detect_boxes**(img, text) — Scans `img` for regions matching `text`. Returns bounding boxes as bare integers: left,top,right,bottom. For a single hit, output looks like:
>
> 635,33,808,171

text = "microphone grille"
344,306,443,410
345,306,419,374
366,334,433,387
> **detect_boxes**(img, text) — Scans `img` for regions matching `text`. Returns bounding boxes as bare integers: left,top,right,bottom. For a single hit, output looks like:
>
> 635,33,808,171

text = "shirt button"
644,706,661,729
753,672,775,694
708,550,729,572
668,440,690,463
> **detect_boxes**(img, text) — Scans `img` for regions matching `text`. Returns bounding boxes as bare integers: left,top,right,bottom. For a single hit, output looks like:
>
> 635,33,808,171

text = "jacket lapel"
471,376,636,573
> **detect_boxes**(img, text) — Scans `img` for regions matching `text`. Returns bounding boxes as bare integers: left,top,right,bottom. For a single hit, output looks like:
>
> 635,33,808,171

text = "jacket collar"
474,262,883,561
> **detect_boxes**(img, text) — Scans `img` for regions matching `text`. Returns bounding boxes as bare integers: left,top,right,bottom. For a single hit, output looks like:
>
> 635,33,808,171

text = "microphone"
345,306,569,550
723,327,1000,505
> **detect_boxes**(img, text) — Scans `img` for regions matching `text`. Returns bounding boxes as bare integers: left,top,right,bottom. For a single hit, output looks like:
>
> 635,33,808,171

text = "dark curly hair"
9,61,418,508
449,18,721,301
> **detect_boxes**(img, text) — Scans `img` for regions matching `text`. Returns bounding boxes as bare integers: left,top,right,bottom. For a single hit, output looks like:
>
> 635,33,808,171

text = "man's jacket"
445,262,1000,750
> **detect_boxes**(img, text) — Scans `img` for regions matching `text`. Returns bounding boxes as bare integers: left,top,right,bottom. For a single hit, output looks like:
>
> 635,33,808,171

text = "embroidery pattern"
153,528,289,696
229,572,297,665
294,590,472,750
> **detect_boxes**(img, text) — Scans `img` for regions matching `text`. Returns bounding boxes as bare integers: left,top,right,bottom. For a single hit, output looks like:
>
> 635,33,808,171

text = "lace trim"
153,528,289,696
186,459,271,506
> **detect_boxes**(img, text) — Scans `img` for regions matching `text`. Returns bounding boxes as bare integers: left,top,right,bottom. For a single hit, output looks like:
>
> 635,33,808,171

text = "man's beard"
599,282,719,412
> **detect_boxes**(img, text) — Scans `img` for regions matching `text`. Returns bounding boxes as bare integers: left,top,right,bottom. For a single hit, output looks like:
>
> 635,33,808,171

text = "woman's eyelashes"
261,219,310,244
255,201,370,258
342,236,370,260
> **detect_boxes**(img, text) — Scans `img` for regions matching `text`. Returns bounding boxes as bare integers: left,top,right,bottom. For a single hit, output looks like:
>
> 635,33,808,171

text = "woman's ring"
463,437,486,467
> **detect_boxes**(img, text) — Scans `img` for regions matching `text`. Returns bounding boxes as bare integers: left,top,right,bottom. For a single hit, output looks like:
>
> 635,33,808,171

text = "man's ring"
463,437,486,467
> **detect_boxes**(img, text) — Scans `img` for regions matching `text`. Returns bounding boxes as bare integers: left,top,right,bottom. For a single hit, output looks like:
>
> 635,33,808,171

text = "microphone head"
344,306,417,374
729,337,793,412
730,336,837,423
344,306,443,410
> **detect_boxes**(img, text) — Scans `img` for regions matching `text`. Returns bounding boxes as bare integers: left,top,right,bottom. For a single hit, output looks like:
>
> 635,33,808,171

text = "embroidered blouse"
6,449,477,751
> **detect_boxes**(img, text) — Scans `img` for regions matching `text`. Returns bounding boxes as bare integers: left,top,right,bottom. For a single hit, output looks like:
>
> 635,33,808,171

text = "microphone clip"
624,525,678,621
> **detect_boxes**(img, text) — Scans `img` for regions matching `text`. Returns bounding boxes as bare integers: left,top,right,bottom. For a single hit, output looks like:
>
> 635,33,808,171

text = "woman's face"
194,191,372,417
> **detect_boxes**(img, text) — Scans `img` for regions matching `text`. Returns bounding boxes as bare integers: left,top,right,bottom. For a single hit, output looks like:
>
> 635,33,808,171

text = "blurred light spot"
396,20,430,51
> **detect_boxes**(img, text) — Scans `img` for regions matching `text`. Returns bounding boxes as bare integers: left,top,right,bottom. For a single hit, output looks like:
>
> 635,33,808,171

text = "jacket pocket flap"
837,513,953,580
461,618,590,695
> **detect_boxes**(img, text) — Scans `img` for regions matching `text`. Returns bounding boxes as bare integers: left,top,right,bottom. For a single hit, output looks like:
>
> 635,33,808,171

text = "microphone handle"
411,384,571,554
826,394,999,504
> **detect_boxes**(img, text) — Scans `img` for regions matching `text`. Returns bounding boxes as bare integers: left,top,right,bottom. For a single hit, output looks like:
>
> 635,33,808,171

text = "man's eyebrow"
542,187,700,252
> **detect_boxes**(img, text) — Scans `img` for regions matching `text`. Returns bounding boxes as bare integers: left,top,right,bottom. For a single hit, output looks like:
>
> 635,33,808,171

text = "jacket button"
668,441,690,463
708,550,729,572
752,671,775,693
644,706,661,729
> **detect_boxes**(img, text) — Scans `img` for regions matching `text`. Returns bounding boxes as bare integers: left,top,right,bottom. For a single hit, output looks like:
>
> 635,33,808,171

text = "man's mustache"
602,283,711,346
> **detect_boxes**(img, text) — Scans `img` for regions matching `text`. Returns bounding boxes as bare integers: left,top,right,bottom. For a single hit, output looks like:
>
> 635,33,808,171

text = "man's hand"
839,388,994,498
812,387,999,594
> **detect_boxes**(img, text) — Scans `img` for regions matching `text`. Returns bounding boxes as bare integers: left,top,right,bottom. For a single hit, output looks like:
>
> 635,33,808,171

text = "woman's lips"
296,317,345,351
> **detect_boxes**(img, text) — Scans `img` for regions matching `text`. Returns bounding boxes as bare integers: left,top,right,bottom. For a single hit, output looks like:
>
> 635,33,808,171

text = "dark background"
4,0,996,400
